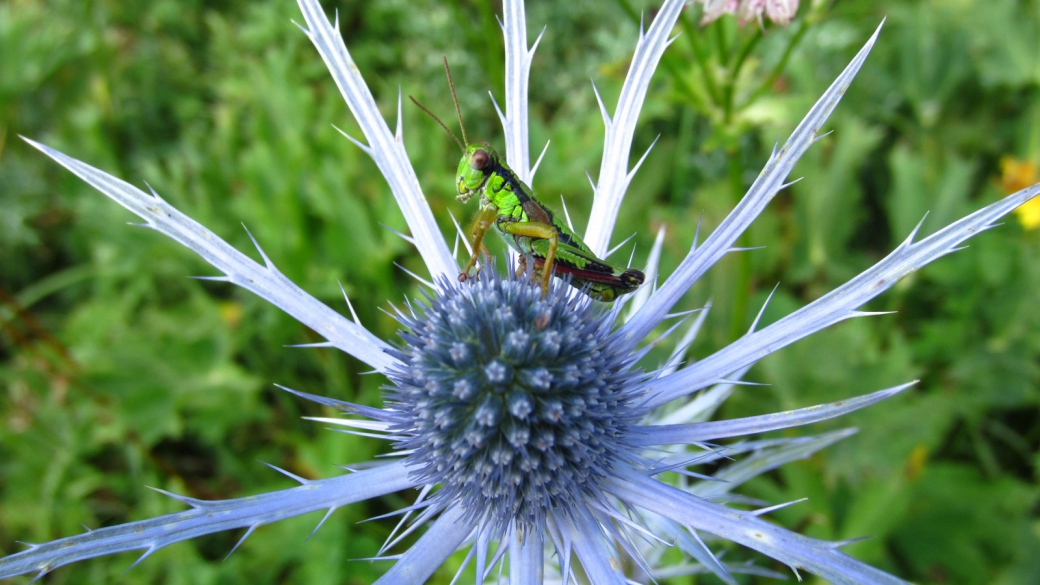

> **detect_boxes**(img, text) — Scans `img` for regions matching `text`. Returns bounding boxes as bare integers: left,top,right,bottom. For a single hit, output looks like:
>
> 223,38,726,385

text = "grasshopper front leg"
459,205,499,282
503,221,558,297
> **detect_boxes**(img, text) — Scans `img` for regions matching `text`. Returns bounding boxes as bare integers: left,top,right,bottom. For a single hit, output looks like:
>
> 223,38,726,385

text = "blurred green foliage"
2,0,1039,583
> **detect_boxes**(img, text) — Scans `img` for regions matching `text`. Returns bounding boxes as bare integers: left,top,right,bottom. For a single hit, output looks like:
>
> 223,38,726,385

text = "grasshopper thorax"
456,143,498,203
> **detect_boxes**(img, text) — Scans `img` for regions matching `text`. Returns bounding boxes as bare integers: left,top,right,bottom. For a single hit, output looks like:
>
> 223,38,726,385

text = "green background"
2,0,1039,583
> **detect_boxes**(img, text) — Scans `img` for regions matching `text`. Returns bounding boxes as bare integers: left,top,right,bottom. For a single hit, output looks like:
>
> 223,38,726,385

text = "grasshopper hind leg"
503,221,559,298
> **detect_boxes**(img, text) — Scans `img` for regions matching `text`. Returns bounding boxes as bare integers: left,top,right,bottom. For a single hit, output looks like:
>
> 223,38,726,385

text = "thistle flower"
3,0,1039,583
697,0,800,26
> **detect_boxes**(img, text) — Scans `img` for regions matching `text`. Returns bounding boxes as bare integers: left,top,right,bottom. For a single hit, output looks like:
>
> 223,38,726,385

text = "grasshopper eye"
470,148,491,171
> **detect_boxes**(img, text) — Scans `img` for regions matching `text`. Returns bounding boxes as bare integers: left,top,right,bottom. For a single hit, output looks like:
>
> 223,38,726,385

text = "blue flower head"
387,267,646,534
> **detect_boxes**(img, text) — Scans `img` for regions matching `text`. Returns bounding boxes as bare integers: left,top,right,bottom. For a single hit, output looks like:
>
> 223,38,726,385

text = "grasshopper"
412,59,645,302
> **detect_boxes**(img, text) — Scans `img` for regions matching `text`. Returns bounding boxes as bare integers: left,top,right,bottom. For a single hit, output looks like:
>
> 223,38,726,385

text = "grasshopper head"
456,143,498,203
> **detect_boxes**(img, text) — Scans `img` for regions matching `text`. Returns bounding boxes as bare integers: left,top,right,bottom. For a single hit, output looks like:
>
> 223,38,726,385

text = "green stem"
730,27,763,74
680,10,722,107
613,0,639,22
742,19,810,109
726,150,753,341
670,106,697,205
722,31,761,124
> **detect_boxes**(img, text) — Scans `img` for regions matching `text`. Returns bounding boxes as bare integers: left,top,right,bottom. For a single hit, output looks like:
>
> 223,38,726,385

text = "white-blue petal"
624,22,884,344
0,462,416,580
605,466,909,585
375,504,475,585
20,137,398,373
296,0,457,281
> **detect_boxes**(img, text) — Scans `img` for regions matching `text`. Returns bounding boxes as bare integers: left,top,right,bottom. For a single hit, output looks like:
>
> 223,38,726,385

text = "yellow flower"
1001,156,1040,229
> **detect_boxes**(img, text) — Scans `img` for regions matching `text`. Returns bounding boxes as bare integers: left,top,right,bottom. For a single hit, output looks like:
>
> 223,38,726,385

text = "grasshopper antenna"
442,57,469,148
409,95,465,153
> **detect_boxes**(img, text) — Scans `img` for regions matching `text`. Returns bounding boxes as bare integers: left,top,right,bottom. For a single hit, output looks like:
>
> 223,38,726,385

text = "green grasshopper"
411,59,645,302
